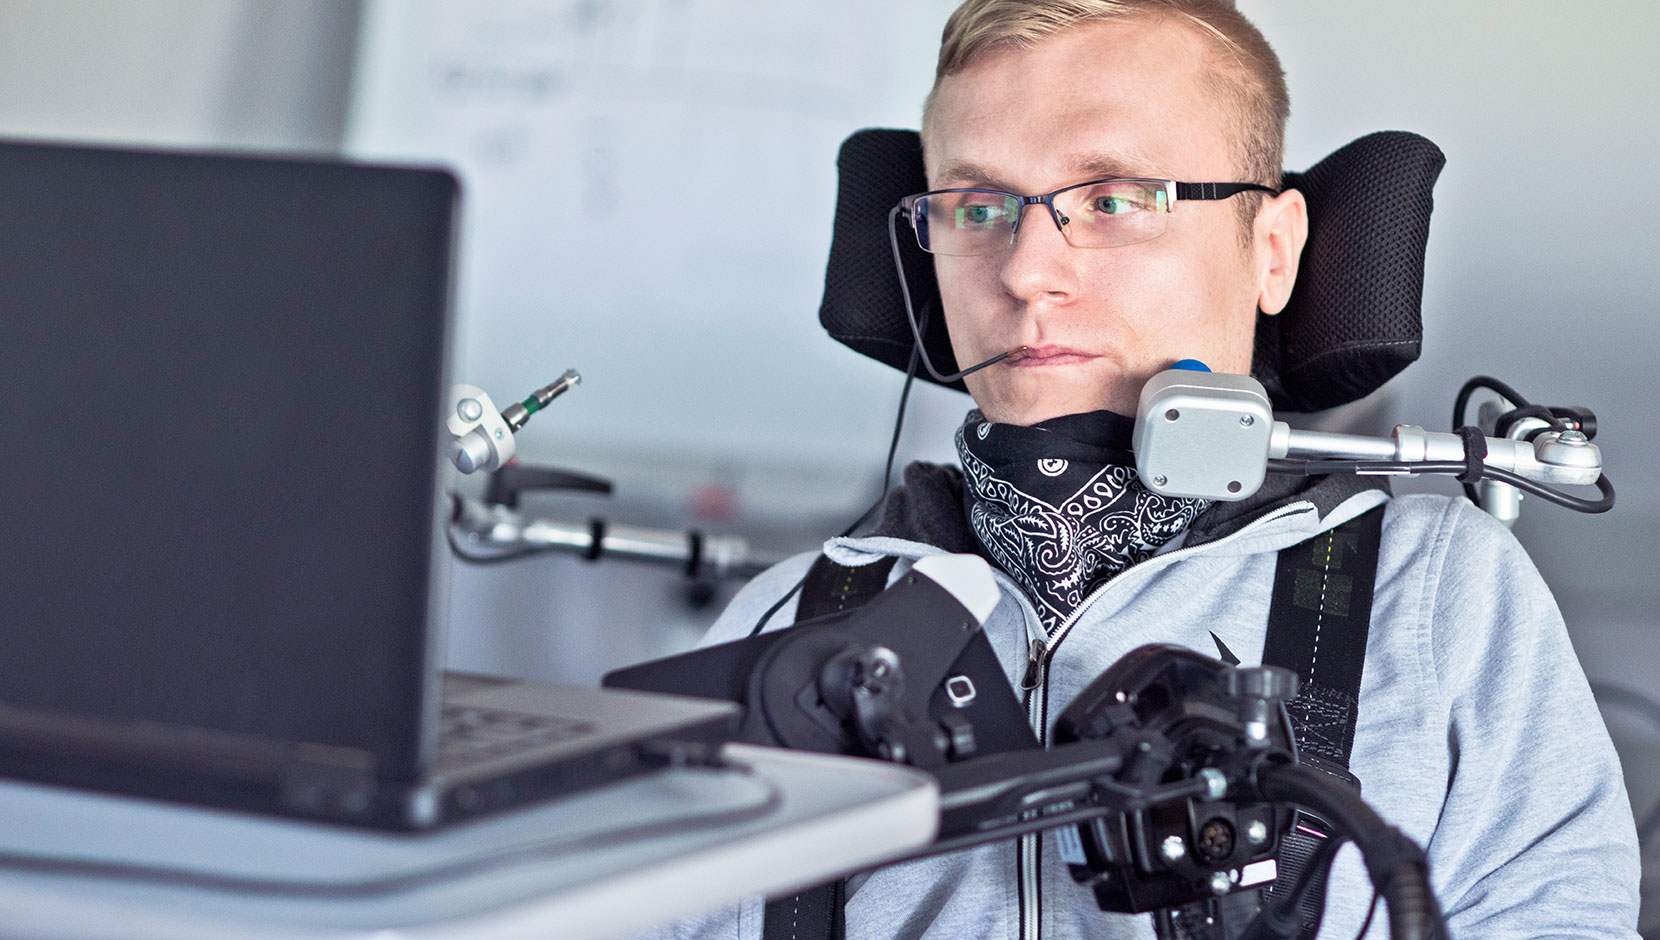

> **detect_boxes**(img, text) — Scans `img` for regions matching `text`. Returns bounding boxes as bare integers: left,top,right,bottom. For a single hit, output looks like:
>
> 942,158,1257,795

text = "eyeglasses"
896,177,1278,256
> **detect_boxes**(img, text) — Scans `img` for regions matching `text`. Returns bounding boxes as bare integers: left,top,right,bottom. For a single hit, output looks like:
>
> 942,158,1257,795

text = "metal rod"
1282,428,1399,460
450,496,785,579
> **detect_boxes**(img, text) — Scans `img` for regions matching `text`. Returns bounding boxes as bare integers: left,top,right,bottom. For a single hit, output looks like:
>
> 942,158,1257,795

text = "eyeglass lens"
915,180,1169,256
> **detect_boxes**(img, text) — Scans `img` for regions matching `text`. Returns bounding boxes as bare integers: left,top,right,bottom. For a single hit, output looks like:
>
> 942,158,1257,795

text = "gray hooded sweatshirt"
651,466,1640,940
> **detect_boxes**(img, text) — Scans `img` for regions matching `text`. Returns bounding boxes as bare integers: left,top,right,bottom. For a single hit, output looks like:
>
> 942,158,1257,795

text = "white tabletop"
0,744,938,940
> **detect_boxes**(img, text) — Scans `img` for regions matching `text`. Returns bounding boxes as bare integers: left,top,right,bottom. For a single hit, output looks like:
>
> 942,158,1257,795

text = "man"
665,1,1641,937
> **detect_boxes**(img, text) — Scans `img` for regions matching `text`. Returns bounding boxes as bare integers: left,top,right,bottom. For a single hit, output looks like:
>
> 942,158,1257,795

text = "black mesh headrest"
819,129,1446,413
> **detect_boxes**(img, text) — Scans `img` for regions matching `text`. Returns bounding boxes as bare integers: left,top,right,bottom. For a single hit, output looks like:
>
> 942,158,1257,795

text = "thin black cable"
886,205,1022,383
748,574,808,638
1500,405,1569,438
838,338,923,540
1268,459,1469,477
1453,376,1527,502
1483,466,1615,513
1353,889,1382,940
1265,459,1615,514
1240,831,1350,940
1281,831,1349,914
1452,375,1532,433
882,343,923,496
0,759,783,899
751,313,930,640
750,206,1017,636
1449,377,1571,503
1258,762,1446,940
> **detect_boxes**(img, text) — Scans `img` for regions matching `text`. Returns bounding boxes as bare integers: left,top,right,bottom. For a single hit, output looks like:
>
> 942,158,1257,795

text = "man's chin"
974,380,1139,426
977,396,1135,427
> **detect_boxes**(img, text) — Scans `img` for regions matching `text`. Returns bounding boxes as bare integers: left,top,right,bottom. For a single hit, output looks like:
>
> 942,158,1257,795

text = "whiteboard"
346,0,965,517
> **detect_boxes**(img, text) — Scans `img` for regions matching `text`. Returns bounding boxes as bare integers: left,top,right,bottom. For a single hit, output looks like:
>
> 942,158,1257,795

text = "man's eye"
1092,194,1146,215
954,203,1004,228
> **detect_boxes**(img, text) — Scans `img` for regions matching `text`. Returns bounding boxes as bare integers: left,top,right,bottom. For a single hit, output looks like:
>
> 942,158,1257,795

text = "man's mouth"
1007,345,1094,367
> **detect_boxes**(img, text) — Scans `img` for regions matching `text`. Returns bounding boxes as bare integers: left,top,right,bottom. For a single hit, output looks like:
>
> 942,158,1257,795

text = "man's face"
924,17,1271,425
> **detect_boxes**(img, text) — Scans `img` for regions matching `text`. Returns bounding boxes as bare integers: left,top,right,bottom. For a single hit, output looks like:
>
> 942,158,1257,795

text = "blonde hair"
923,0,1289,191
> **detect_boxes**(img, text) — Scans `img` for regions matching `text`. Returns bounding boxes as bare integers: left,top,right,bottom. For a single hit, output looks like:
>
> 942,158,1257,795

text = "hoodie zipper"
1021,635,1048,691
1013,502,1317,940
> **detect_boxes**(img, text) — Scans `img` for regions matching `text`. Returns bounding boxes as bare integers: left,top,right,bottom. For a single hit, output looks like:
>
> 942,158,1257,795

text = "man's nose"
999,200,1079,305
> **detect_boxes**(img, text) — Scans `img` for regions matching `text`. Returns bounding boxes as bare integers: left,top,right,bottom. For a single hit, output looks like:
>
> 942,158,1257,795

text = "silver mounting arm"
449,495,785,580
1132,368,1607,525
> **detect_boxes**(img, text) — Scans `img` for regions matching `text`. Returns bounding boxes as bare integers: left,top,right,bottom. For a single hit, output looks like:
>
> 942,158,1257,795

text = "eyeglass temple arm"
1173,182,1280,201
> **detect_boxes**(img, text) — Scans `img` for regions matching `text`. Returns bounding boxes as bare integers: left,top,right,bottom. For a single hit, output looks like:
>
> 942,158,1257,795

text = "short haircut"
923,0,1289,194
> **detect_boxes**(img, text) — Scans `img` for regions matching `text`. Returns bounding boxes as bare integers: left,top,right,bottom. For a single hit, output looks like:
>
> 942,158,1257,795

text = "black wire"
1282,832,1349,912
1449,377,1573,503
1352,889,1382,940
747,574,807,638
883,345,922,496
0,759,784,899
749,309,930,640
1483,466,1615,513
1266,459,1615,514
1452,375,1532,432
1241,832,1350,939
886,205,1020,383
1453,376,1526,502
1502,405,1569,439
1268,459,1470,477
1258,763,1447,940
837,338,923,540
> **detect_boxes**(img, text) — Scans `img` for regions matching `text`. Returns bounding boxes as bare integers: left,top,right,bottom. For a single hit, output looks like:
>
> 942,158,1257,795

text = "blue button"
1170,359,1211,372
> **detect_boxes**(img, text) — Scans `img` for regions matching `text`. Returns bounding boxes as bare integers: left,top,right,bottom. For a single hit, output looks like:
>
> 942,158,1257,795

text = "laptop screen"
0,140,458,779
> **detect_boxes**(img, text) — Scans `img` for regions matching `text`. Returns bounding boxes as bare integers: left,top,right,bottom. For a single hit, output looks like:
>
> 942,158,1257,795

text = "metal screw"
1153,475,1168,487
1198,768,1228,801
1210,871,1232,896
494,429,505,439
1558,430,1588,444
1161,835,1187,861
1239,414,1254,427
457,398,484,422
1247,820,1268,846
1165,409,1180,421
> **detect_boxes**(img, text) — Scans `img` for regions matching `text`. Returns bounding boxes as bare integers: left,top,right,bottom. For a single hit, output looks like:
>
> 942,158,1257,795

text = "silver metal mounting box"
1133,370,1275,501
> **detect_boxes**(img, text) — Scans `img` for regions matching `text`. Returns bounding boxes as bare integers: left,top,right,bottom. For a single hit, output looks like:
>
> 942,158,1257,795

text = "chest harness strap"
1255,504,1383,939
760,555,896,940
761,505,1383,940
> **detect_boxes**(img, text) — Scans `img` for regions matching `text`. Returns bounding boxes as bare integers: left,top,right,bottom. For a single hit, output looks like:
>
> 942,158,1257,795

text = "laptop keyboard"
435,703,597,768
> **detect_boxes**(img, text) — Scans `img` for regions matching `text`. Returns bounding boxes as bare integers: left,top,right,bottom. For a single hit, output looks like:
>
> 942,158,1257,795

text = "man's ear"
1253,187,1308,316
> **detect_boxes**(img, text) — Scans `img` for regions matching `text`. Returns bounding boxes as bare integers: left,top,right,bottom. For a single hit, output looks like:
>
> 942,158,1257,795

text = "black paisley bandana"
956,409,1211,633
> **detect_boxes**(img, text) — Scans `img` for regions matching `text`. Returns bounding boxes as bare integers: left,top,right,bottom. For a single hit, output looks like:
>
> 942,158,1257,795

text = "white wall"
0,1,358,152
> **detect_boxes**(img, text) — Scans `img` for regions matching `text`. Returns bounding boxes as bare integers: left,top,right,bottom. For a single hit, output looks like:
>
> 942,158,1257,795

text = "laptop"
0,138,737,830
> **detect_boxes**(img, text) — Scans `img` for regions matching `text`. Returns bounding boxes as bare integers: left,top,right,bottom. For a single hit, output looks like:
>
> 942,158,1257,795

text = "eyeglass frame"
895,177,1280,255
